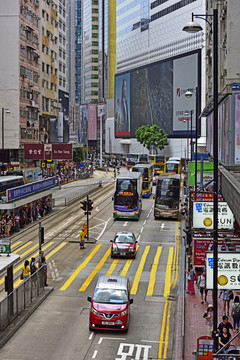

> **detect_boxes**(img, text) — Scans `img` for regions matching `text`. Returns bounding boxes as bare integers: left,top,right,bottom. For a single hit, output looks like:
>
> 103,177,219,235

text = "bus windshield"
116,179,137,195
114,195,138,210
166,163,178,173
156,179,180,209
132,167,148,180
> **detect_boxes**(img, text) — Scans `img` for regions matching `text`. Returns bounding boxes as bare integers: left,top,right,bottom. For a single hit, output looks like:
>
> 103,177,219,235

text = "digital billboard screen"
114,50,200,138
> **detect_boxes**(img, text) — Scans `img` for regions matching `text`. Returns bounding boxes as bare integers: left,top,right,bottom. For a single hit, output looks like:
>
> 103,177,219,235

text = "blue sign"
7,177,56,202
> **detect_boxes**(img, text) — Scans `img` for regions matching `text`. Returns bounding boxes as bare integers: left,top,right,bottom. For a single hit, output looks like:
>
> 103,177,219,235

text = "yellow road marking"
173,223,180,289
106,259,119,276
59,244,102,291
95,171,100,178
79,247,111,292
158,300,169,358
0,242,54,287
163,247,174,298
100,171,105,178
146,246,162,296
120,245,139,277
12,241,33,254
130,246,150,295
11,241,22,249
19,243,39,259
163,301,172,359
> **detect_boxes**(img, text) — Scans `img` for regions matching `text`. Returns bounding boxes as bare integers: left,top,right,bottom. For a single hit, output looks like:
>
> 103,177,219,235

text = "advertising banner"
88,104,97,140
192,201,234,230
24,144,72,160
7,177,56,202
193,238,226,267
235,94,240,164
79,104,88,145
115,73,130,137
206,252,240,290
188,162,213,187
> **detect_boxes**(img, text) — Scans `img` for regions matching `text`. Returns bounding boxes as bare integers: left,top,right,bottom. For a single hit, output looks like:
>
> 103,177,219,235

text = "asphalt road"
0,175,181,360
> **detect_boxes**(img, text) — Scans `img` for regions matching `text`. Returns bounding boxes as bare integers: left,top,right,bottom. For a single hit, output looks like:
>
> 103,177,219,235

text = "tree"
73,147,85,163
135,124,168,151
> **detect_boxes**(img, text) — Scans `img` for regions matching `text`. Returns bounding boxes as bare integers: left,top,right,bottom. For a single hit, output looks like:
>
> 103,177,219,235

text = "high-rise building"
39,0,59,144
0,0,40,167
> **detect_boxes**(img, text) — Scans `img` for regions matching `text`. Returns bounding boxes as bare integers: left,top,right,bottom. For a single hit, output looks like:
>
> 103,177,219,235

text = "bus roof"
132,163,153,169
0,176,23,182
166,160,180,164
168,157,181,162
116,171,142,180
96,275,128,290
158,173,181,180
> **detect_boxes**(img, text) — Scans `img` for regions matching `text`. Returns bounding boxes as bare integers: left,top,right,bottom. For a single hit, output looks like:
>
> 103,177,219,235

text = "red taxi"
110,231,137,258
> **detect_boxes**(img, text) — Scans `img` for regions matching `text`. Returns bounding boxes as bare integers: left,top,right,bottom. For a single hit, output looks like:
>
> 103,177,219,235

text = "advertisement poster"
235,94,240,164
193,238,226,267
223,98,229,164
206,252,240,290
88,104,97,141
206,112,213,157
192,201,234,230
218,104,222,161
79,104,88,145
188,162,213,187
115,72,130,137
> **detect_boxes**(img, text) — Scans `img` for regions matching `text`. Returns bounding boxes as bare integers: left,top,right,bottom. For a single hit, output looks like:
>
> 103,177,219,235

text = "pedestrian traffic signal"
81,200,87,211
88,199,93,211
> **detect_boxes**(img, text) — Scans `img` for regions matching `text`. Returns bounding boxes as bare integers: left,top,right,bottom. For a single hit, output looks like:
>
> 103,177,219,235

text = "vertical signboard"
223,98,229,164
88,104,97,140
115,72,131,137
235,94,240,164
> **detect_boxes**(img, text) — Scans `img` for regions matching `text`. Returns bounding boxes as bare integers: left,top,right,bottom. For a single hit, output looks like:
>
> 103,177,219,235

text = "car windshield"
115,235,134,243
93,288,128,304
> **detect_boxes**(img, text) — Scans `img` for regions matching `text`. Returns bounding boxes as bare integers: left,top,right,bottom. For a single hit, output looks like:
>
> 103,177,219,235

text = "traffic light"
40,226,44,244
81,200,87,211
88,199,93,211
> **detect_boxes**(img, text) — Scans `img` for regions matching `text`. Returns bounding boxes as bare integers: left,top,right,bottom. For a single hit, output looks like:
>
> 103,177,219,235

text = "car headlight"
119,309,128,316
129,248,134,252
91,307,102,316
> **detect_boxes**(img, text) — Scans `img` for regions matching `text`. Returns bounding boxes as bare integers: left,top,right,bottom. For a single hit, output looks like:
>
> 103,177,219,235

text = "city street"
0,175,181,360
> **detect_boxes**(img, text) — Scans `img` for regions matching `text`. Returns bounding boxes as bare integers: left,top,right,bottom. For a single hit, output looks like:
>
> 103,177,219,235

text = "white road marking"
97,217,111,241
137,235,141,242
92,350,98,358
98,337,126,344
123,222,128,227
96,207,99,212
161,223,165,229
140,227,143,234
143,220,146,226
141,340,160,343
89,332,94,340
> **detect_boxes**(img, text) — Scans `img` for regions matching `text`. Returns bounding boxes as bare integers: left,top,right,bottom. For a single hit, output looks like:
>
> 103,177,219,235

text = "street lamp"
184,88,199,198
183,9,219,353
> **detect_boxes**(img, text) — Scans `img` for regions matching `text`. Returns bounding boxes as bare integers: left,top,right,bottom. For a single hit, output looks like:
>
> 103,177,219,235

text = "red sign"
88,104,97,140
191,193,222,201
24,144,72,160
193,238,226,266
52,144,72,160
197,336,213,359
24,144,44,159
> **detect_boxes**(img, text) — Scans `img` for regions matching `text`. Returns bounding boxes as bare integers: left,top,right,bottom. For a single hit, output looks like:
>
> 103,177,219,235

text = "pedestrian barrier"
0,267,45,332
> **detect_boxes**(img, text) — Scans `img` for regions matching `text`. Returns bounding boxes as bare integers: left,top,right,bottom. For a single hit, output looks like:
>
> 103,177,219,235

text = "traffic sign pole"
86,195,89,241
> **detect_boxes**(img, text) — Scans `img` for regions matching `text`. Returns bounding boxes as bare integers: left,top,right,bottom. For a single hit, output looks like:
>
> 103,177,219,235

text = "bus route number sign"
120,192,133,196
0,239,11,254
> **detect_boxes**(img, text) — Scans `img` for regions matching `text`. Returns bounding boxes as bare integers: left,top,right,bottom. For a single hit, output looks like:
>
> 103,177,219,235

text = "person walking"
231,295,240,332
30,257,37,286
219,289,233,316
219,325,232,359
203,304,214,337
22,260,31,289
79,228,85,249
218,315,235,335
198,269,208,304
41,257,48,287
187,264,195,294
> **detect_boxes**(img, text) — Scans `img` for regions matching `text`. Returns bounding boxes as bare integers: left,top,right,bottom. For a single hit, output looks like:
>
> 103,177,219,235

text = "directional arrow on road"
160,223,165,229
123,222,128,227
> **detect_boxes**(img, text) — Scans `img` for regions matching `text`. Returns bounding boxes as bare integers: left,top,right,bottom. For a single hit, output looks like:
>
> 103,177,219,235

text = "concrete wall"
0,0,20,149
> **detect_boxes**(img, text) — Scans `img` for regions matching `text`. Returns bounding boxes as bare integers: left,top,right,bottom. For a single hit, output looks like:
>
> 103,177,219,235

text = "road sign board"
0,239,11,254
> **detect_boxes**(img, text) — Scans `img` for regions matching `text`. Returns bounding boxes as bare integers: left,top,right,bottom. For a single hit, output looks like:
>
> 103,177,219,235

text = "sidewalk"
184,286,240,359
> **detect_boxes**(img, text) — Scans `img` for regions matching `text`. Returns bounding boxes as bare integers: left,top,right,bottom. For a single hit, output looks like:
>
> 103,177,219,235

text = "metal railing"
0,267,45,331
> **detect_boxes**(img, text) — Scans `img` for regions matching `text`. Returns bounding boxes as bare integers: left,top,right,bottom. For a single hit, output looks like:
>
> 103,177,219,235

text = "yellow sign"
41,162,45,168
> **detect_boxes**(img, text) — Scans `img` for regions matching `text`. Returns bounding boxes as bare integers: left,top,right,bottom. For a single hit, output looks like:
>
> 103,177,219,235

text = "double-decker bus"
154,174,181,219
113,171,142,220
126,154,148,170
165,160,181,174
0,176,24,199
132,163,153,198
149,155,166,175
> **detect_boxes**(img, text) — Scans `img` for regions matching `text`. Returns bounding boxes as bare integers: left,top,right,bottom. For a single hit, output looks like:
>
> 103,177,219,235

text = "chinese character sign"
206,252,240,290
193,201,234,230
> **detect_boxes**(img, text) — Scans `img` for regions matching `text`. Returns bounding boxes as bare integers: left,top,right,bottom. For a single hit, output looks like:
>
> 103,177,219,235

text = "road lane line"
106,259,119,275
120,245,139,277
12,241,33,254
0,242,54,286
19,243,39,258
89,332,94,340
11,241,22,249
100,171,105,178
163,301,172,359
146,246,162,296
158,300,168,359
130,246,150,295
97,217,111,241
59,244,102,291
163,247,174,298
46,242,67,261
79,247,111,292
172,222,180,289
92,350,98,359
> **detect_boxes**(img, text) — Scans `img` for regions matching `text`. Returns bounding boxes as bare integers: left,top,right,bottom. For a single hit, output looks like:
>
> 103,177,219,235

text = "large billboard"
79,104,88,145
24,144,72,160
88,104,97,141
235,94,240,164
114,50,200,138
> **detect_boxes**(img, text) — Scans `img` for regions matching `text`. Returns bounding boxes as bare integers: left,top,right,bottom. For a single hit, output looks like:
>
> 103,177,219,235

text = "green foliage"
135,124,169,151
73,147,85,163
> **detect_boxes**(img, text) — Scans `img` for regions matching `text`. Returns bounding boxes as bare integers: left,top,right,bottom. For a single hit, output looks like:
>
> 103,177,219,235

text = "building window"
21,128,27,139
42,62,45,71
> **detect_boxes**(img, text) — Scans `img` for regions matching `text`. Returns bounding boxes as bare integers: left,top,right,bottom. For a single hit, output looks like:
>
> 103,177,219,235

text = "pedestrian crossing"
59,243,177,298
94,170,114,178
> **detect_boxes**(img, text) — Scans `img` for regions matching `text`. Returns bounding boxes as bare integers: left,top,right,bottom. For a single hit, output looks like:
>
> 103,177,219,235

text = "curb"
0,287,53,349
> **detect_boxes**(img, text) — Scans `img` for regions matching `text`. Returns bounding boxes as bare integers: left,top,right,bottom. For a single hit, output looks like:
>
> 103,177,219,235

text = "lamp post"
185,88,199,198
183,9,219,353
183,113,189,160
